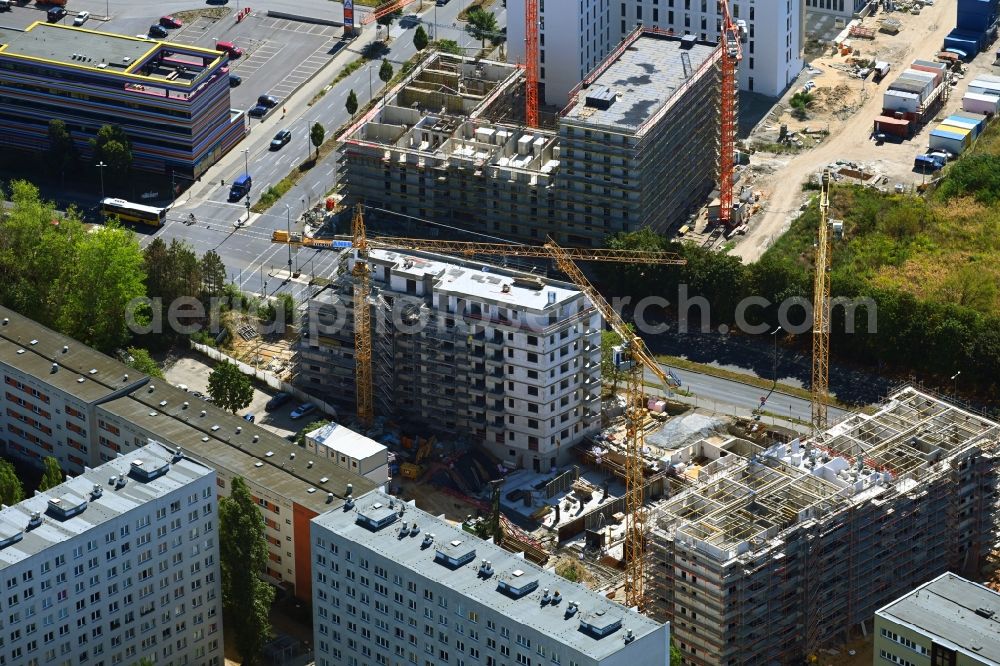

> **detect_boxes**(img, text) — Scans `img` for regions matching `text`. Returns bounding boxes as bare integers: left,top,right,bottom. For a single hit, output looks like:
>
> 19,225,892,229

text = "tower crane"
360,0,417,26
334,205,681,609
524,0,539,126
718,1,743,228
811,169,833,433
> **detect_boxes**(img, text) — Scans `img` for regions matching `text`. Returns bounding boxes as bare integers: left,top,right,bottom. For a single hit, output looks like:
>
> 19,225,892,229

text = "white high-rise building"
311,490,671,666
0,442,224,666
507,0,805,105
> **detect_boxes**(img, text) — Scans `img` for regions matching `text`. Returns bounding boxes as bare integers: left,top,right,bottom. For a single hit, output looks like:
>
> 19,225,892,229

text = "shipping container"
874,115,911,137
962,92,999,114
941,119,980,139
890,79,930,102
883,89,920,113
909,64,944,87
912,59,949,73
946,113,986,136
901,70,937,97
968,79,1000,96
929,127,971,155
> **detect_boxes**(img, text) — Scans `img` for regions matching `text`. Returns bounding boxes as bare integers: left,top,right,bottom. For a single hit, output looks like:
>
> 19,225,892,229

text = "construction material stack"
874,60,949,139
964,73,1000,114
945,0,999,60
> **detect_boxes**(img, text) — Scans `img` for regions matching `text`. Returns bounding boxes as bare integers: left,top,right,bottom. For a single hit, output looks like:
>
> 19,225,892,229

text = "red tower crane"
719,2,743,227
524,0,539,127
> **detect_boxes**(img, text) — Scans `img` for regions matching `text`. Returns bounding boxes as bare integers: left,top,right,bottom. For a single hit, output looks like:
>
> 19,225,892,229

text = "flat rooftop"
563,32,720,133
877,572,1000,664
0,443,211,569
0,22,222,83
0,305,145,404
368,249,583,311
308,422,385,460
316,491,665,659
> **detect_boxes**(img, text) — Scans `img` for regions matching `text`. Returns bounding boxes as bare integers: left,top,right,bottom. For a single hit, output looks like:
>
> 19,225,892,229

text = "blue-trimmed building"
0,22,247,177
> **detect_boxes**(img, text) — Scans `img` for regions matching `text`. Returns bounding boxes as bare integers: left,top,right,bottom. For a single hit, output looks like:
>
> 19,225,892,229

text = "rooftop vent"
253,435,259,443
115,476,127,489
347,483,353,495
29,339,37,345
172,448,183,462
327,492,334,503
680,34,697,49
565,601,578,618
551,589,562,605
51,362,58,374
46,495,88,521
200,410,206,417
409,521,418,534
975,607,996,619
159,400,167,407
290,452,295,460
579,609,622,639
435,539,476,570
26,511,42,530
77,377,85,383
498,570,539,599
265,451,274,457
235,426,242,434
211,425,220,432
541,588,551,604
254,461,264,468
148,384,155,392
624,629,635,644
62,345,68,353
1,318,7,325
307,461,313,468
319,476,328,484
478,559,494,578
307,487,316,494
344,495,355,510
399,524,410,538
123,374,128,381
128,458,170,483
584,85,617,110
90,484,103,500
421,533,434,549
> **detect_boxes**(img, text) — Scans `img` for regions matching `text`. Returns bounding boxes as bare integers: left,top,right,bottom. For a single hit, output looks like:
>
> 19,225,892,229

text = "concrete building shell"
646,386,1000,666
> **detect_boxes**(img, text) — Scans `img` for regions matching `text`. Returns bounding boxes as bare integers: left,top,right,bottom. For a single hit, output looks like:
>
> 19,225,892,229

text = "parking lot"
162,354,322,440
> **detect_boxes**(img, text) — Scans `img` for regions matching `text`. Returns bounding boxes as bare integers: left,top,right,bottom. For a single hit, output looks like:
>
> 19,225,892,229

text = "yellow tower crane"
811,169,833,433
322,205,684,609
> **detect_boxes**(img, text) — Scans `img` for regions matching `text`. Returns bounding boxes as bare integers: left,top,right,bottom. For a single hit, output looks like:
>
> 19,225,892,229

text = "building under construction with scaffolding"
646,386,1000,666
337,29,721,246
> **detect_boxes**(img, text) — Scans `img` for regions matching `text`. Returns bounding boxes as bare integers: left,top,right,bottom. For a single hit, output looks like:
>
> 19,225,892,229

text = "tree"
200,250,227,299
55,223,147,352
379,58,394,103
143,238,203,332
207,361,254,414
38,456,63,492
670,638,682,666
125,347,164,379
219,477,275,666
435,39,462,55
466,7,499,49
345,89,359,118
0,459,24,506
295,420,330,447
89,124,133,182
47,119,78,186
310,122,325,160
376,8,402,37
413,25,429,51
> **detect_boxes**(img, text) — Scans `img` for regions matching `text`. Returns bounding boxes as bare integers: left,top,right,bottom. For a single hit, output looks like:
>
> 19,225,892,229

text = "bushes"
934,154,1000,205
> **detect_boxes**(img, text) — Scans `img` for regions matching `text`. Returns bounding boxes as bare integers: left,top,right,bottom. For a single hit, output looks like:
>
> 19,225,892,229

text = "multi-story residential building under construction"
336,30,720,245
296,248,602,470
646,386,999,666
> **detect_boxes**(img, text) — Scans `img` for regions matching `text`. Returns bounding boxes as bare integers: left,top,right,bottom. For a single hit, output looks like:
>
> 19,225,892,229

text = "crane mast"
811,170,832,433
524,0,540,126
352,204,375,428
719,2,743,227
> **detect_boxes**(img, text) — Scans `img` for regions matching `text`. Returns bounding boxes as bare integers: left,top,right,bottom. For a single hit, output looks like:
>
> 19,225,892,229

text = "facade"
0,305,375,603
0,442,223,666
296,249,602,469
339,39,720,244
507,0,804,105
306,421,390,486
311,490,670,666
647,386,1000,666
805,0,875,22
0,23,246,177
874,572,1000,666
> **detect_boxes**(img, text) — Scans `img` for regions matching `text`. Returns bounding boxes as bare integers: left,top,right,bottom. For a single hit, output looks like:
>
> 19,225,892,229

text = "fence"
190,341,341,421
544,466,580,499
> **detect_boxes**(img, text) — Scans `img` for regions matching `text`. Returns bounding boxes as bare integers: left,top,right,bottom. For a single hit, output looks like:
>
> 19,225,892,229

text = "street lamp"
96,162,107,199
951,371,961,397
242,148,249,178
284,204,293,272
368,65,373,102
771,326,782,385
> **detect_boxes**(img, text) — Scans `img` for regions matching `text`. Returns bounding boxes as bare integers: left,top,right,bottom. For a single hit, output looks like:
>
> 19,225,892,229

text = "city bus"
99,198,167,228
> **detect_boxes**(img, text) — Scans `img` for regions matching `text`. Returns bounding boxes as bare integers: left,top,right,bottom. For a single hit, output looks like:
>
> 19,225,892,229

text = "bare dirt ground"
729,0,992,262
396,480,483,524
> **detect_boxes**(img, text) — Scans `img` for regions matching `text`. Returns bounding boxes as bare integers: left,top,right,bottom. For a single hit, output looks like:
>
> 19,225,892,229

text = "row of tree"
48,120,133,188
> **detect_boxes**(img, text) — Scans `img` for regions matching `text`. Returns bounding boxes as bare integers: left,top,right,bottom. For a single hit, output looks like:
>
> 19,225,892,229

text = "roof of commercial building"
877,572,1000,664
367,249,583,311
307,422,385,460
0,443,211,569
0,305,146,403
97,382,376,514
0,23,222,79
315,491,665,659
563,32,719,133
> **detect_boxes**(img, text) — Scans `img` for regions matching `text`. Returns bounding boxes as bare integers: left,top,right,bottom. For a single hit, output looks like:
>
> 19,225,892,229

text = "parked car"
243,413,255,423
248,104,269,119
270,129,292,150
229,74,242,87
216,40,243,58
257,94,279,108
265,392,292,411
72,10,90,26
289,403,316,420
47,7,67,21
160,15,183,28
149,24,169,38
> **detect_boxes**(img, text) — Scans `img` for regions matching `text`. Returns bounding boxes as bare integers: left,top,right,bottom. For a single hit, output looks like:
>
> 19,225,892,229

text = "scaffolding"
647,386,1000,666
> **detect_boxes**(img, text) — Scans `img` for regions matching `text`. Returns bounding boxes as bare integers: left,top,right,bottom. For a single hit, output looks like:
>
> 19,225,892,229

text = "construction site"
336,27,722,246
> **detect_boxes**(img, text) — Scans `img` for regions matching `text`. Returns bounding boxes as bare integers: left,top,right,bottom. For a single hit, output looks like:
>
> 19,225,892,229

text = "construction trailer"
646,386,1000,666
336,34,721,247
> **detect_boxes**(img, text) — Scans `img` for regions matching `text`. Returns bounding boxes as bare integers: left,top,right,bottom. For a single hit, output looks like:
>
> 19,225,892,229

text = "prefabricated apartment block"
0,305,376,604
646,386,999,666
312,490,671,666
337,32,720,245
295,249,602,470
0,442,224,666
